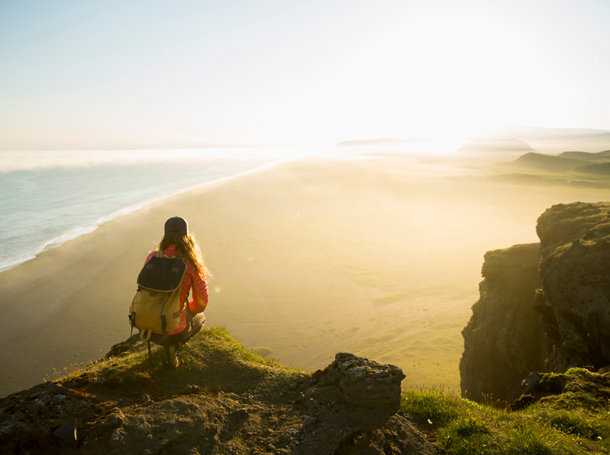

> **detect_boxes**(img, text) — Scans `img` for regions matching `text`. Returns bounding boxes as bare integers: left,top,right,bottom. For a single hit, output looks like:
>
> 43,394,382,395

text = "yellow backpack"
129,250,187,340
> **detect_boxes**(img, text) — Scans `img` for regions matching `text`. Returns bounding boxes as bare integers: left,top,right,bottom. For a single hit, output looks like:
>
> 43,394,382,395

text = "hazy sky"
1,0,609,149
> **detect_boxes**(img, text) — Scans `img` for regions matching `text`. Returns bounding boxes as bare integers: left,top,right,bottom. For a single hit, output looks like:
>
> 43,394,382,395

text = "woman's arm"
189,266,209,313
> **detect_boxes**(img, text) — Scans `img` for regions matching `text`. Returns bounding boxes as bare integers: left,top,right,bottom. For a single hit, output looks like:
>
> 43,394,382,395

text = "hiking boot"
168,344,180,368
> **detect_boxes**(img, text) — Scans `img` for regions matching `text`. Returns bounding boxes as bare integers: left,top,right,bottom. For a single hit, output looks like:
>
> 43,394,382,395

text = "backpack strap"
156,248,185,260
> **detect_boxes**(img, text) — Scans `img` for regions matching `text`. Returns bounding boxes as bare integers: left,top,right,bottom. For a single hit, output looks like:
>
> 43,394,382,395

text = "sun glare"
0,1,608,148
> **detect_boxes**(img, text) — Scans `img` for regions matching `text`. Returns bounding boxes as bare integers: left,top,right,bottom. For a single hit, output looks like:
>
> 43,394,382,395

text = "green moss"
565,367,594,377
533,370,610,411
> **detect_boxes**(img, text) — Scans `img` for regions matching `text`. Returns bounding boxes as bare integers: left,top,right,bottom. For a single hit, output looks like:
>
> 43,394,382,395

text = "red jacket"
145,244,208,335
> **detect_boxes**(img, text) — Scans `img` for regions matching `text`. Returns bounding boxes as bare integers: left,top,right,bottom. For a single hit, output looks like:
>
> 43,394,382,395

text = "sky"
0,0,609,149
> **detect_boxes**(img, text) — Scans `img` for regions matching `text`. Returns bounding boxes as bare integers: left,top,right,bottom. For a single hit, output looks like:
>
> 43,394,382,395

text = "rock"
521,373,542,395
459,243,545,402
52,419,78,448
181,384,201,395
460,202,610,402
110,427,124,444
334,415,437,455
0,380,101,453
536,202,610,370
105,333,142,358
507,394,537,411
102,408,127,430
334,353,405,410
292,352,407,453
310,353,405,415
522,373,567,397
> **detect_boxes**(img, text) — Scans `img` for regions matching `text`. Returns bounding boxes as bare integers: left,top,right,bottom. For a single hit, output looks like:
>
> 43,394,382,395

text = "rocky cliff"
460,202,610,403
0,327,436,455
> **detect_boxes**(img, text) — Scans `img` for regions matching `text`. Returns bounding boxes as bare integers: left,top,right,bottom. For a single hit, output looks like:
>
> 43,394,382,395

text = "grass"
59,326,307,398
251,345,274,357
400,369,610,454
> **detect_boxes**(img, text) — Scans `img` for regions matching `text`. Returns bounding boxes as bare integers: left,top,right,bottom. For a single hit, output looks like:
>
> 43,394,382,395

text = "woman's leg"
142,311,205,366
146,330,187,347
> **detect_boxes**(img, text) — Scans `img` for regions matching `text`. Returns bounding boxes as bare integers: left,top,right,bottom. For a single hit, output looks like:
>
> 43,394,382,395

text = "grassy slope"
400,368,610,454
56,328,610,454
60,326,307,400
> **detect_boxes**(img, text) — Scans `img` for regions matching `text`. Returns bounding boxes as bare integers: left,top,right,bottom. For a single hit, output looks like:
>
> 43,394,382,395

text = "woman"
144,216,209,367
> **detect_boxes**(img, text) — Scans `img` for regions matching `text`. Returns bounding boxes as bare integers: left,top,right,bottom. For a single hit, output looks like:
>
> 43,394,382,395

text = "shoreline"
0,156,297,273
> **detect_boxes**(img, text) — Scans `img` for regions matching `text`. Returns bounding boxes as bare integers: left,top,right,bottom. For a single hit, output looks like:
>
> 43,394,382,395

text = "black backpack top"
137,250,187,291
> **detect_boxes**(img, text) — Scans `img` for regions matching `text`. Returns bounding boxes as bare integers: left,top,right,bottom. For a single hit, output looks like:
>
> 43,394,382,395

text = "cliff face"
460,202,610,403
536,202,610,370
459,243,545,402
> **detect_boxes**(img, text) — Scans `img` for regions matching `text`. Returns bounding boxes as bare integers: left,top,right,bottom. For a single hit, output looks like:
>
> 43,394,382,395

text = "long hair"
158,232,209,278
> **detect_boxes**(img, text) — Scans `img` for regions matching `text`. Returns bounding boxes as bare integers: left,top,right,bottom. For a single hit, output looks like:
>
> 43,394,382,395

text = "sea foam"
0,147,320,272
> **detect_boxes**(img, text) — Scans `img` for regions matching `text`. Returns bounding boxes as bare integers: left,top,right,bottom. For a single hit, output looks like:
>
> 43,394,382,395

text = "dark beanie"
164,216,188,236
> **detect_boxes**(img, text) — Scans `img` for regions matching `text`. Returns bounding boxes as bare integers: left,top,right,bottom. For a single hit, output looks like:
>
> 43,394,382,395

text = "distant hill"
512,150,610,174
560,150,610,160
458,138,533,153
512,152,582,172
337,138,403,147
574,162,610,175
336,137,430,147
489,126,610,153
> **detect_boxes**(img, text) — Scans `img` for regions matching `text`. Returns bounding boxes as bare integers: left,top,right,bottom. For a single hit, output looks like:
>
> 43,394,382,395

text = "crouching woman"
144,216,209,367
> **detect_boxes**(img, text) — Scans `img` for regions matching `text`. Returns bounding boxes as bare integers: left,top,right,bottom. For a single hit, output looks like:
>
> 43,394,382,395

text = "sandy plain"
1,153,609,397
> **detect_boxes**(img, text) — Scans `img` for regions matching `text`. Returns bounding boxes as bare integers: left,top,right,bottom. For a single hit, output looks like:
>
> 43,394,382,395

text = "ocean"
0,147,320,271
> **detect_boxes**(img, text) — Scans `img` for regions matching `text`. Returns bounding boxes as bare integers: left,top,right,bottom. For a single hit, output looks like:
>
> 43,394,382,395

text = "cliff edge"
0,327,435,455
460,202,610,402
